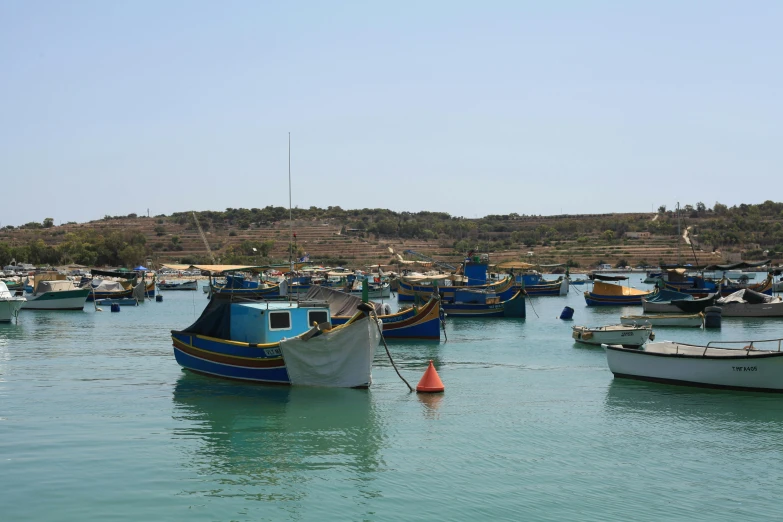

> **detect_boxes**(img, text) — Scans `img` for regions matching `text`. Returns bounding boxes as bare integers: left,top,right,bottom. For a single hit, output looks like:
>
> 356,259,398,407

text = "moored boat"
441,288,525,318
672,292,719,314
170,298,381,387
22,273,91,311
642,289,694,313
0,281,26,322
572,324,652,347
158,279,198,291
716,289,783,317
605,340,783,392
620,313,703,328
584,280,653,306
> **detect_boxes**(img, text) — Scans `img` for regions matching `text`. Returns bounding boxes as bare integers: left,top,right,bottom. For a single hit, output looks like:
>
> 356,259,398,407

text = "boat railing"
703,338,783,354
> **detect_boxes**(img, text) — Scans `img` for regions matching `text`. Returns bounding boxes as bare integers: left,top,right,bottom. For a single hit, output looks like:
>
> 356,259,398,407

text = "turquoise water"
2,276,783,521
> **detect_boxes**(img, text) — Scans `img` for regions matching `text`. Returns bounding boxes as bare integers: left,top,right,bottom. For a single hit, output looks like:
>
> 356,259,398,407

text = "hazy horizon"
2,1,781,226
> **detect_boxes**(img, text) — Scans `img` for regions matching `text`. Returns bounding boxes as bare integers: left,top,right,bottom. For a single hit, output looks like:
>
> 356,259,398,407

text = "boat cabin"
190,301,332,345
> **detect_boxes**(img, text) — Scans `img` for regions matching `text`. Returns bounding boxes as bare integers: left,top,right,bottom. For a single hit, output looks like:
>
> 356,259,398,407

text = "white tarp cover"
279,316,380,387
717,288,777,305
37,280,76,293
0,281,11,299
132,281,147,301
92,280,126,292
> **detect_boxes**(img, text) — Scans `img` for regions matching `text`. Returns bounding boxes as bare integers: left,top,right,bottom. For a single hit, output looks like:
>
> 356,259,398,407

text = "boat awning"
703,260,771,271
589,273,629,281
495,261,537,270
91,268,137,279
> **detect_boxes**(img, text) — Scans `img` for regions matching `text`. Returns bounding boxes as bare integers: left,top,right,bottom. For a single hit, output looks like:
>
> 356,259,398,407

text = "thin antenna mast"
676,202,681,266
288,132,293,301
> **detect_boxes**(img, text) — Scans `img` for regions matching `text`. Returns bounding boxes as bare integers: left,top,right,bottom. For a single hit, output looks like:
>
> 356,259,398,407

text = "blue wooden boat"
171,299,381,387
584,281,653,306
441,288,526,318
333,297,442,340
514,272,567,296
398,254,518,302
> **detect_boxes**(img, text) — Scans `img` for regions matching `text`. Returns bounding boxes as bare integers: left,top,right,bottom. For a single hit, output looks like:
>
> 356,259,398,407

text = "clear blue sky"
1,1,780,226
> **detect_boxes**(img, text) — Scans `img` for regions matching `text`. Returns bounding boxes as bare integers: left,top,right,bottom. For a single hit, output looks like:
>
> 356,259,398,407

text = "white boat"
347,282,391,299
605,340,783,392
717,289,783,317
0,281,26,322
158,279,198,291
572,324,652,347
22,275,91,311
620,313,703,328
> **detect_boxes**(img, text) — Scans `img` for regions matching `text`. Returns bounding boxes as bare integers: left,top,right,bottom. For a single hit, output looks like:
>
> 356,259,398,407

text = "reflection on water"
171,372,386,503
604,378,783,428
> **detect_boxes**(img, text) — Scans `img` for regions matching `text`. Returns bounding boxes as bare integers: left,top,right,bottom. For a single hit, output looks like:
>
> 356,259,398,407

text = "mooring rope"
368,307,414,392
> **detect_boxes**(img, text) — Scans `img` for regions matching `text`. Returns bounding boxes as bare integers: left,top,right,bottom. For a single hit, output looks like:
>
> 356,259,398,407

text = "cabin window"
269,311,291,330
308,310,328,326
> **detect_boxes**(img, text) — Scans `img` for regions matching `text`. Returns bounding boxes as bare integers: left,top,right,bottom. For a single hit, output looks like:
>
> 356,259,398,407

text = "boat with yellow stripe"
170,298,381,387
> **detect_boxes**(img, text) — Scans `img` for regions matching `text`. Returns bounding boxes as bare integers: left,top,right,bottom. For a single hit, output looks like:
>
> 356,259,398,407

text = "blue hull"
171,332,291,384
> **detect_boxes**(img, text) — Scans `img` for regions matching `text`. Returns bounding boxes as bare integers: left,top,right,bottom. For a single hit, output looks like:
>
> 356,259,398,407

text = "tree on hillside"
658,205,667,213
43,217,54,228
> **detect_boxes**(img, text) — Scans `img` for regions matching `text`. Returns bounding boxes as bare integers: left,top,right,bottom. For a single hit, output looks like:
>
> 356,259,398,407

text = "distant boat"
716,289,783,317
605,340,783,392
0,281,25,322
440,288,526,318
22,273,91,311
584,281,653,306
572,324,652,347
642,289,694,313
620,313,703,328
158,279,198,291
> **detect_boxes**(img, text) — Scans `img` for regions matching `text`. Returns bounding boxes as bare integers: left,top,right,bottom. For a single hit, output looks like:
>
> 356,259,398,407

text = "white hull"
621,314,703,328
21,293,88,310
0,299,25,322
720,302,783,317
605,341,783,392
573,325,651,347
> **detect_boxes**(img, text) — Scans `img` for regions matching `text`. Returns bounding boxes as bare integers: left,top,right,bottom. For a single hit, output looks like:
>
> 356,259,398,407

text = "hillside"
1,201,781,270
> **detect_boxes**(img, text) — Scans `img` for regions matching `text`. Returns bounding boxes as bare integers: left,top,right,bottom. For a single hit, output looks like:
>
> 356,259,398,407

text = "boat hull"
158,280,198,291
171,315,379,387
442,290,525,318
720,302,783,317
620,314,703,327
642,301,682,313
21,289,90,310
572,325,651,347
0,299,25,321
605,343,783,392
331,298,442,340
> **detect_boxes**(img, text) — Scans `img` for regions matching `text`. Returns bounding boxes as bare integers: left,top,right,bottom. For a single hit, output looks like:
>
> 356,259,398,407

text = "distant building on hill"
625,231,651,239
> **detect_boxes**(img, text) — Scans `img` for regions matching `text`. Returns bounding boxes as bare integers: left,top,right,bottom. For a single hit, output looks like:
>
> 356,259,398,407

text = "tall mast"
288,132,293,301
676,201,681,266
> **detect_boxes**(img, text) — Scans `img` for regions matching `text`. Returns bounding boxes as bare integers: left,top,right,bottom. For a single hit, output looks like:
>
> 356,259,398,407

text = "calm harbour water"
2,274,783,521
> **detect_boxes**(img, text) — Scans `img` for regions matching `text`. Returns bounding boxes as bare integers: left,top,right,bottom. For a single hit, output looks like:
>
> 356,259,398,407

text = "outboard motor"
704,306,722,329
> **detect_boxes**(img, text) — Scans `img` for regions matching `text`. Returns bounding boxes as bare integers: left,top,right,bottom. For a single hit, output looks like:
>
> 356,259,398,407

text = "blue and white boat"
171,298,381,387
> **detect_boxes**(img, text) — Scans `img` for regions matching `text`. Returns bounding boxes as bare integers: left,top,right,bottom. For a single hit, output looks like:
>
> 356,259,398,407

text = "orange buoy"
416,360,445,393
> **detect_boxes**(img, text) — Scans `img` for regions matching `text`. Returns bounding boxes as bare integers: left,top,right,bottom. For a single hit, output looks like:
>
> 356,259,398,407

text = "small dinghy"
620,313,703,328
572,324,653,348
605,339,783,392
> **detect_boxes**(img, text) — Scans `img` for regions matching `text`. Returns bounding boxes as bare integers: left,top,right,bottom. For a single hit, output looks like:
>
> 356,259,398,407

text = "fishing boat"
0,281,26,322
642,288,694,313
22,273,91,311
440,288,526,318
170,299,381,387
584,280,653,306
306,286,442,340
398,254,518,302
620,313,703,328
572,324,652,347
158,279,198,291
672,293,719,314
716,289,783,317
346,281,391,299
604,339,783,392
512,271,568,296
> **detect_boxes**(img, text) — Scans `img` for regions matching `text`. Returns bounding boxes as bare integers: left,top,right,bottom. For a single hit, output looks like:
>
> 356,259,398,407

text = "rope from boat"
368,308,414,392
526,291,540,318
